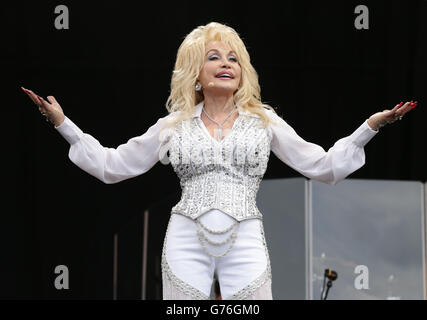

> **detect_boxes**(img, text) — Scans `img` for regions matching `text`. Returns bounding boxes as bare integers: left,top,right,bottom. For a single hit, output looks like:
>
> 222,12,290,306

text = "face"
198,41,242,95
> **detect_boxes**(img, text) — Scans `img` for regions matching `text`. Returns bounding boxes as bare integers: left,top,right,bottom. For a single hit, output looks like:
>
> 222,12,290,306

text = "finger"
21,87,37,102
386,101,404,115
401,101,417,116
392,101,404,111
27,91,42,106
400,101,416,114
394,101,412,116
21,87,31,96
21,87,31,94
402,101,413,109
38,96,52,111
47,96,58,104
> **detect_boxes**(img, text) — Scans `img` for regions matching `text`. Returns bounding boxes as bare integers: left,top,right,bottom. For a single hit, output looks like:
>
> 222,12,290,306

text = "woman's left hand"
367,101,418,131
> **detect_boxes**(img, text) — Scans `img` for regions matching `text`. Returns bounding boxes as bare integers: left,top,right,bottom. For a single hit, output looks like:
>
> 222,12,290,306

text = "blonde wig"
164,22,277,129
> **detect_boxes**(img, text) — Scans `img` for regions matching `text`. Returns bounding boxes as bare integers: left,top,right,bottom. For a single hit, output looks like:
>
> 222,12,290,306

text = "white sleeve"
54,114,175,184
266,109,379,185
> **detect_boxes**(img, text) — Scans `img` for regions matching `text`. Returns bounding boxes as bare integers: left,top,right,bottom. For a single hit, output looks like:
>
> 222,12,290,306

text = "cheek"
235,70,242,82
203,63,216,75
235,66,242,79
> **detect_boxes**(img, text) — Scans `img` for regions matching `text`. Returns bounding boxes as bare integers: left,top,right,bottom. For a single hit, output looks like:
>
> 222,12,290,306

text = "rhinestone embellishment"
160,114,272,222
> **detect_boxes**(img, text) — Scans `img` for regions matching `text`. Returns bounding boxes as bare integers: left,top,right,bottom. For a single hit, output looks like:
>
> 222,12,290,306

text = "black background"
1,0,426,299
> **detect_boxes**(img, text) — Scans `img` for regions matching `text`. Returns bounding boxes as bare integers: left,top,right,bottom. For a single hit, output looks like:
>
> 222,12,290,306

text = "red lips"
215,71,234,78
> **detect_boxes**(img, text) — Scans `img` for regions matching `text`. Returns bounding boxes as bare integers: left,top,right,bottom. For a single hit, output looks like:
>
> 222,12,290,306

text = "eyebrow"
206,49,237,56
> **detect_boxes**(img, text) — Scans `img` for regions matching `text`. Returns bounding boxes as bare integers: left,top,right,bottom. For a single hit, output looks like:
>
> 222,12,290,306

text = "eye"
208,55,219,60
229,56,238,62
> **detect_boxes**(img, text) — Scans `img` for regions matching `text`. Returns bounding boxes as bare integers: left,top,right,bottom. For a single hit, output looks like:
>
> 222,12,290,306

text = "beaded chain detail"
195,218,240,258
197,218,237,234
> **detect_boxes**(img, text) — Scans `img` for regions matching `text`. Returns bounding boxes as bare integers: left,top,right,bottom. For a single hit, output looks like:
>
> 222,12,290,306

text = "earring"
195,82,202,91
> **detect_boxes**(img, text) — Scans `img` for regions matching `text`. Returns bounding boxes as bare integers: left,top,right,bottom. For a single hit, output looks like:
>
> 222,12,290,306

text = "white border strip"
141,210,149,300
423,182,426,300
113,234,118,300
305,179,313,300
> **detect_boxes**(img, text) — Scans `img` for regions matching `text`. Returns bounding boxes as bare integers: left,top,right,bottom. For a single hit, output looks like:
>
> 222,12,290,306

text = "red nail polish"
411,103,417,109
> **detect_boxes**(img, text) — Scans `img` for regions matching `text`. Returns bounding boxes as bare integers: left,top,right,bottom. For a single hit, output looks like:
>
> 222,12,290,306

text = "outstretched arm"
22,87,174,184
268,111,374,185
266,100,417,186
54,115,171,184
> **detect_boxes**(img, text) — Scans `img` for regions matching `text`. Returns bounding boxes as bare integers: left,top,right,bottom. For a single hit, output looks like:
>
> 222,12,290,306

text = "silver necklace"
202,105,237,141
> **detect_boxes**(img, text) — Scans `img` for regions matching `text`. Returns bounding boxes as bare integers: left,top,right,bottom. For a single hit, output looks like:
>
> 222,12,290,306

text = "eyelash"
208,56,238,62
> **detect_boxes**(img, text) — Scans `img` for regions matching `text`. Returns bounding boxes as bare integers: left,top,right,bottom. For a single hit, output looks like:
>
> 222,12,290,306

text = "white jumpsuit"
54,101,378,300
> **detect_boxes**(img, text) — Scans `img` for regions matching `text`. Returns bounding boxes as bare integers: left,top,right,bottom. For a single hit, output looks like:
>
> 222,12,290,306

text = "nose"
220,57,231,68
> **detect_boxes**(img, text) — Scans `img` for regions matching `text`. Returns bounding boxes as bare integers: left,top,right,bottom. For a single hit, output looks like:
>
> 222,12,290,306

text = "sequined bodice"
160,112,272,221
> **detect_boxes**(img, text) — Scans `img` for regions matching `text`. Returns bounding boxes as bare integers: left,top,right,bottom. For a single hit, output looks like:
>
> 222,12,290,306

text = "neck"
203,94,236,117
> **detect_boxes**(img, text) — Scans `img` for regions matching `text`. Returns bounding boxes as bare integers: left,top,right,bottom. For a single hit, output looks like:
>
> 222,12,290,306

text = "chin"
211,83,238,91
210,87,237,95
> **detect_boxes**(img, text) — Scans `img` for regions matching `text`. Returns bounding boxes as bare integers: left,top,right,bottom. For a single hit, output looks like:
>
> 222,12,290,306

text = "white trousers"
161,210,273,300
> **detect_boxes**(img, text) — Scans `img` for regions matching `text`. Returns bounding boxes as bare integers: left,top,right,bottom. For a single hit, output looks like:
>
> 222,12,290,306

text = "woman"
22,22,417,300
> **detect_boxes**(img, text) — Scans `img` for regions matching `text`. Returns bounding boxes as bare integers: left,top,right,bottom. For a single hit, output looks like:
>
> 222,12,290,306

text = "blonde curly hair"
164,22,277,129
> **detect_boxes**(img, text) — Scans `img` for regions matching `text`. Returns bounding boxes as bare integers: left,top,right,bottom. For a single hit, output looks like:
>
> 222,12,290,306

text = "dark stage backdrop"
1,0,426,298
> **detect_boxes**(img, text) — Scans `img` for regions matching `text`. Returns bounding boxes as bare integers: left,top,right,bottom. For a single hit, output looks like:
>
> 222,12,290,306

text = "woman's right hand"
21,87,65,127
